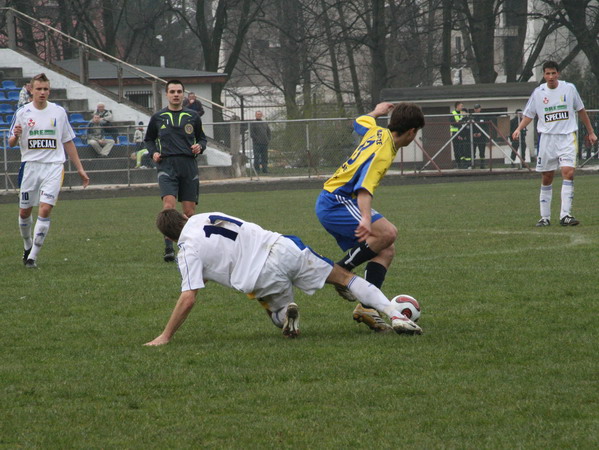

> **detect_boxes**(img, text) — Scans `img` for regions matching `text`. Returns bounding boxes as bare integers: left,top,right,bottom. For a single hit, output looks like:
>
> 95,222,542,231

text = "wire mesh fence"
2,111,599,192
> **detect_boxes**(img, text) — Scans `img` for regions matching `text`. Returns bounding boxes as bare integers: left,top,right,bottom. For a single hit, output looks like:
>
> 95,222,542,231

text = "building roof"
381,82,539,104
55,59,227,85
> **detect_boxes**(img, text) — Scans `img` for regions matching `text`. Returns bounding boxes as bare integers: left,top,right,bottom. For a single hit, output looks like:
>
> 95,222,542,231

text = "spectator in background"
182,92,205,117
86,114,115,157
250,111,271,173
94,102,113,122
133,121,145,148
510,109,527,165
471,104,488,169
17,83,32,109
94,102,117,138
131,121,154,169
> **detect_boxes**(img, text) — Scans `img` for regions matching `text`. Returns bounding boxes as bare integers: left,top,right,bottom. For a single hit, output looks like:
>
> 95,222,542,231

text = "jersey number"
203,214,244,241
343,139,375,169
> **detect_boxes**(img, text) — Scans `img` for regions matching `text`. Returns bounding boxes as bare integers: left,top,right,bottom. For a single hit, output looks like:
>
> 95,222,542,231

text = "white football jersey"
523,80,584,134
10,101,75,163
177,212,281,293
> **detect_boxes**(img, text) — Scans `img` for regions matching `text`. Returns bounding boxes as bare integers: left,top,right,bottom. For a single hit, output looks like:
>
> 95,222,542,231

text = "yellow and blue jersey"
323,115,397,198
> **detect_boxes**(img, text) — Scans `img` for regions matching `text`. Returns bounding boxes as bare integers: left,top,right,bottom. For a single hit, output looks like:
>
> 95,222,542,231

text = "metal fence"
2,111,599,192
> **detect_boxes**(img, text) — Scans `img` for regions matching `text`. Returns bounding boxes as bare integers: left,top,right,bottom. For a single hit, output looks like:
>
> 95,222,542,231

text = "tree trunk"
440,0,453,85
561,0,599,84
336,2,365,113
368,0,388,107
321,0,346,116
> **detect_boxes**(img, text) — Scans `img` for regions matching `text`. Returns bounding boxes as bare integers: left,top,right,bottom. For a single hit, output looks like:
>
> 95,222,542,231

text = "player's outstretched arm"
64,140,90,188
144,290,198,346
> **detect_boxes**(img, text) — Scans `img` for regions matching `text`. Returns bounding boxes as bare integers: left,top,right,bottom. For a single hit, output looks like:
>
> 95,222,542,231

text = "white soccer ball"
391,294,421,322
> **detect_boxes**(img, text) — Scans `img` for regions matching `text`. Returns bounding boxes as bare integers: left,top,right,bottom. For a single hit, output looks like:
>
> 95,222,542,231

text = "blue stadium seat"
1,80,17,90
7,91,20,101
70,113,87,124
73,137,85,146
117,135,130,145
5,114,14,124
0,116,7,125
0,104,14,113
0,92,6,101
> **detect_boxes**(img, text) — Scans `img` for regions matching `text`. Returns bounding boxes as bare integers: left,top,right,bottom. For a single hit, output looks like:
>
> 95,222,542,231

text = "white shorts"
536,133,577,172
252,235,334,312
18,161,64,208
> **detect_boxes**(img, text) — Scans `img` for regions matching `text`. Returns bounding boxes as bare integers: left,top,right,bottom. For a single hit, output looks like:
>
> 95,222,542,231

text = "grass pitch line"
405,230,594,262
489,230,594,245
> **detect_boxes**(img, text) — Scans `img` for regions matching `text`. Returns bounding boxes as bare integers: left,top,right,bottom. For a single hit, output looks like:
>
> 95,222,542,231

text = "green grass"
1,176,598,448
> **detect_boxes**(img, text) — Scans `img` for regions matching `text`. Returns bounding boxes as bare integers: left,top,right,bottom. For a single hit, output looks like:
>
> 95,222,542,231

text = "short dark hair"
388,103,425,135
542,60,559,72
156,209,188,241
166,79,185,92
454,101,463,109
30,73,50,86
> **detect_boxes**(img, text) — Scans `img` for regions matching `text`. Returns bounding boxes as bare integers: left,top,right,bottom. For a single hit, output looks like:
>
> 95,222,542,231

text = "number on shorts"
21,192,29,201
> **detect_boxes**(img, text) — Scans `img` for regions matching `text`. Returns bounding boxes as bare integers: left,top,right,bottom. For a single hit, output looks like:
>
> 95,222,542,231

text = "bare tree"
440,0,453,84
559,0,599,83
167,0,265,120
457,0,501,83
335,1,365,112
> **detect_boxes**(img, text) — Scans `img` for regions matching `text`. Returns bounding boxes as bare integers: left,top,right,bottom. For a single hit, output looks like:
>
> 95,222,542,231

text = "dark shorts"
156,156,199,203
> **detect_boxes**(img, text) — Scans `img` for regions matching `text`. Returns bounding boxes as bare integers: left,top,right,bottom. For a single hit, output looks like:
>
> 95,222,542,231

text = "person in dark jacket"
510,109,527,165
250,111,272,173
182,92,205,117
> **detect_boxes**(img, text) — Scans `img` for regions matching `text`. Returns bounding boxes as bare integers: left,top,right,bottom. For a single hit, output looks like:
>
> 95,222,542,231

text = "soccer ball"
391,294,421,322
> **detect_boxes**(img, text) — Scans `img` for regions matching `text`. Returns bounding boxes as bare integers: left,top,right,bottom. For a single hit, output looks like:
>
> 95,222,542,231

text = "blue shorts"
315,190,384,251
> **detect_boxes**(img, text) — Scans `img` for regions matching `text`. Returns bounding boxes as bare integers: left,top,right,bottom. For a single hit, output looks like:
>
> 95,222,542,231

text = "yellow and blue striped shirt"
323,115,397,198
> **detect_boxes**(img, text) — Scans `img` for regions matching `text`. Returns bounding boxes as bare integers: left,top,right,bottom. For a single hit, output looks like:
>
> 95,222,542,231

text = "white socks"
560,180,574,219
28,216,51,261
19,215,33,250
539,181,575,220
539,184,552,220
347,276,393,315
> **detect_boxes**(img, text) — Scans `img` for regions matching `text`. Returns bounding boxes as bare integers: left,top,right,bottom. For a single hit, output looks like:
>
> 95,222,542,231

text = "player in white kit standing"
512,60,597,227
8,73,90,268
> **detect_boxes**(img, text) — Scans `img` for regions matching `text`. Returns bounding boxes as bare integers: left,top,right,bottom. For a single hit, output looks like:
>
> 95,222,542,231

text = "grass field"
1,176,598,448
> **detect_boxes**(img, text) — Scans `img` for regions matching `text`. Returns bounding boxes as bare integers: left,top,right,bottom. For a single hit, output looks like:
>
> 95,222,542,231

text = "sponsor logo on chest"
544,111,569,123
28,138,57,150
